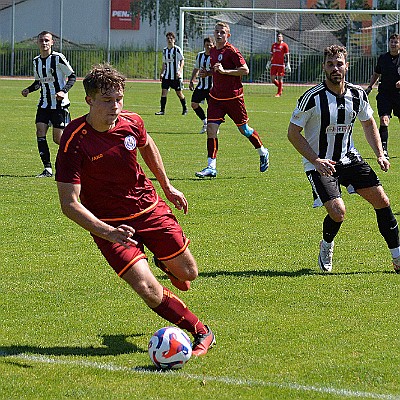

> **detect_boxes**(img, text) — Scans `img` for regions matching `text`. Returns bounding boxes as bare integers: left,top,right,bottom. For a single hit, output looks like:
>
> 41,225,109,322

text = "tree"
130,0,227,34
314,0,340,9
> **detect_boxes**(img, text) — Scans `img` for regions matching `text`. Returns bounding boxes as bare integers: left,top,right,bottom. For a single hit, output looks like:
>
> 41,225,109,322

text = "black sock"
194,106,206,121
180,98,187,111
323,214,342,243
37,137,51,168
160,97,167,112
379,126,388,151
375,207,399,249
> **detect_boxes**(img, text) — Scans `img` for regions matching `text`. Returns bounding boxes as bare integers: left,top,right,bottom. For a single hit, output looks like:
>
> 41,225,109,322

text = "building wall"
0,0,175,49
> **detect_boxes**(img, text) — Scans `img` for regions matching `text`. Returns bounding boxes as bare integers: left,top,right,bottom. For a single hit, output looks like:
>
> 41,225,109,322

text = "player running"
21,30,76,177
195,21,270,178
56,63,215,356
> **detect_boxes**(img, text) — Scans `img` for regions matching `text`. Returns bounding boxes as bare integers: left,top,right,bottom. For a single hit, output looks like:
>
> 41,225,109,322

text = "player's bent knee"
239,123,254,138
134,280,163,307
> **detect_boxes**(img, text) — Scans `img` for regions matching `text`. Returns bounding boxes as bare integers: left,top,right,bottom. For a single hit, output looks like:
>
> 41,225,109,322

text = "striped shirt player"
22,31,76,178
291,81,370,173
155,32,187,116
31,51,75,110
288,44,400,274
189,37,214,133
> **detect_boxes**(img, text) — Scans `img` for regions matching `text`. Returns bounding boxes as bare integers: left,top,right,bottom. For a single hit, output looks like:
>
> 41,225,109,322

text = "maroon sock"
152,287,207,336
248,130,263,149
278,81,283,95
207,137,218,159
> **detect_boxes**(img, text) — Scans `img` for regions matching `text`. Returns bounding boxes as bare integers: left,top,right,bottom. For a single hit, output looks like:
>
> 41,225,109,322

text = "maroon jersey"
55,111,158,220
209,42,246,100
270,41,289,67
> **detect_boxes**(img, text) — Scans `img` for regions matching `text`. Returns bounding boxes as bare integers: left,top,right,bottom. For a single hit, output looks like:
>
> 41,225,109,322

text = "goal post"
179,7,400,88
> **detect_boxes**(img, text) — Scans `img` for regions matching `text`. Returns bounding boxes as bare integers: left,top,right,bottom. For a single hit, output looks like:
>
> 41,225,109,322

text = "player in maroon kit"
267,33,290,97
195,21,270,178
55,64,215,356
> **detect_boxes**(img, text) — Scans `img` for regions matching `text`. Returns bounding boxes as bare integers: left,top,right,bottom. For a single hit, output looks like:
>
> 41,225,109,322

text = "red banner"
110,0,140,30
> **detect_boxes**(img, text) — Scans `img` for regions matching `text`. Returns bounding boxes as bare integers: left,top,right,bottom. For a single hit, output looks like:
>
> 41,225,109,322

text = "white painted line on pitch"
2,352,399,400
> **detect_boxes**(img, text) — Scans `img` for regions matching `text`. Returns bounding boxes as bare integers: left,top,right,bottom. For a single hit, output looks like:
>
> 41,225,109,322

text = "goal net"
179,7,400,91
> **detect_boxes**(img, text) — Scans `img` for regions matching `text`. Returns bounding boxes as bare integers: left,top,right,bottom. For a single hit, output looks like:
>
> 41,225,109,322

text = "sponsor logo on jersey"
40,76,55,84
124,135,137,150
91,154,103,162
326,124,351,135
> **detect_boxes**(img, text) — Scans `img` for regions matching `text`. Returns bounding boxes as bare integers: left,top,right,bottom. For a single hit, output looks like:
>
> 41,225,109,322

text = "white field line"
1,352,399,400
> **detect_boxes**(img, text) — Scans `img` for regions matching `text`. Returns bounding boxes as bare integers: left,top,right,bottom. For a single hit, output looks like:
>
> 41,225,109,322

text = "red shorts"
207,95,249,126
271,65,285,77
92,198,190,277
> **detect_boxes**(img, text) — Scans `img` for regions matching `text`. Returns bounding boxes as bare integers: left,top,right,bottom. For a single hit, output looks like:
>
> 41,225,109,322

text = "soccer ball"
148,326,192,369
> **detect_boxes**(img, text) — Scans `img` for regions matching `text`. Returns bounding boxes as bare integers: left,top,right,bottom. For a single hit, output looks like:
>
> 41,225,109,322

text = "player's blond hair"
215,21,230,33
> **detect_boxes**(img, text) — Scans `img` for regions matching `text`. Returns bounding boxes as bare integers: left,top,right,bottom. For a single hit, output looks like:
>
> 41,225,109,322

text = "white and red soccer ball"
148,327,192,369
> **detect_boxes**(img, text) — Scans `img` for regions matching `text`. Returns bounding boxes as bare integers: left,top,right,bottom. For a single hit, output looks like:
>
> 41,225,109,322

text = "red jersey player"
195,21,270,178
267,33,290,97
55,63,215,356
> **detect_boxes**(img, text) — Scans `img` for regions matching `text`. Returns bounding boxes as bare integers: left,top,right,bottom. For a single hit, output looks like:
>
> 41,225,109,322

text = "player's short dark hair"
389,33,400,40
38,31,53,38
166,31,175,39
83,63,126,97
204,36,214,45
323,45,347,61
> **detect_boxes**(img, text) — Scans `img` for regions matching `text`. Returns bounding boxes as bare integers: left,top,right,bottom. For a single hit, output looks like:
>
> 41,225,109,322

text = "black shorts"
306,159,381,204
376,91,400,118
161,78,184,91
35,107,71,129
191,88,210,104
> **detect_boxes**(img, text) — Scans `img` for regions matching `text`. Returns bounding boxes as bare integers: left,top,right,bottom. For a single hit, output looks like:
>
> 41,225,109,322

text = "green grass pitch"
0,78,399,400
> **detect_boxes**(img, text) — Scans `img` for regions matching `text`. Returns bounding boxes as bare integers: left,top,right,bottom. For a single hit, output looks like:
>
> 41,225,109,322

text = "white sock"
208,158,216,169
390,247,400,258
257,146,268,156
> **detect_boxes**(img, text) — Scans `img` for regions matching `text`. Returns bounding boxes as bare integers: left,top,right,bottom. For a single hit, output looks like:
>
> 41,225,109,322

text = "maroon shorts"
92,198,190,277
207,95,249,126
271,65,285,77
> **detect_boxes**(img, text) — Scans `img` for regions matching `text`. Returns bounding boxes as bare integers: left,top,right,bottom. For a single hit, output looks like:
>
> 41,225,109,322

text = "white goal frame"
179,7,400,85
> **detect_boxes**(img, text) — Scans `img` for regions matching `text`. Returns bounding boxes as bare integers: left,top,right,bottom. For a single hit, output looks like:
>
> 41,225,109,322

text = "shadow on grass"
196,268,394,278
0,333,147,358
0,174,37,178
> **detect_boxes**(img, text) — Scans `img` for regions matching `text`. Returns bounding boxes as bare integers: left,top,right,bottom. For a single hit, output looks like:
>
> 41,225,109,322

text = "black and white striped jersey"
32,51,74,109
162,45,184,80
194,51,212,90
290,81,373,171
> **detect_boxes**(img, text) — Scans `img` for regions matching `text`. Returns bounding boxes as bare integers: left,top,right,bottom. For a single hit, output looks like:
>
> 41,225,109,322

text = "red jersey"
55,111,158,220
270,41,289,67
209,42,246,100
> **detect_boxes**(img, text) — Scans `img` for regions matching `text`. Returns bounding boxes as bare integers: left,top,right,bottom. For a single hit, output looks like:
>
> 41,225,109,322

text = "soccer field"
0,78,399,400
